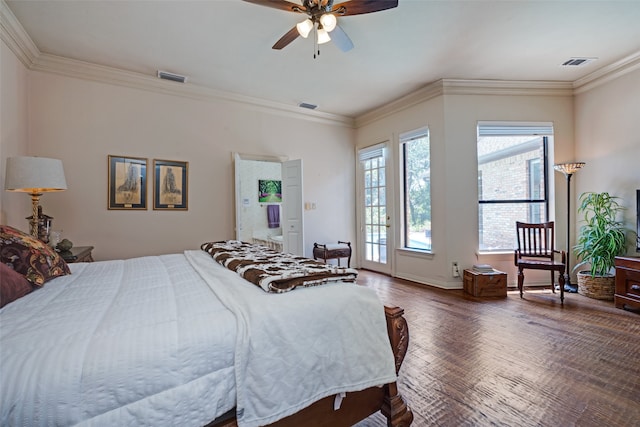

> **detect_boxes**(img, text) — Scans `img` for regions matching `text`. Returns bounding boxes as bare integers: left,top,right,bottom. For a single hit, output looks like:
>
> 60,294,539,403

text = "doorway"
234,153,304,256
357,143,391,274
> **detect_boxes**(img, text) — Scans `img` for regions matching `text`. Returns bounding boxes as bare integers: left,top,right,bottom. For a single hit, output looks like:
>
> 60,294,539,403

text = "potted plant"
573,192,630,300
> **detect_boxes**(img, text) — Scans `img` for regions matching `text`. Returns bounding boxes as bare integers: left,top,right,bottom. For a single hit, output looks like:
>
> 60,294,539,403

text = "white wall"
0,39,30,224
15,70,356,260
574,67,640,254
356,86,575,288
5,35,638,274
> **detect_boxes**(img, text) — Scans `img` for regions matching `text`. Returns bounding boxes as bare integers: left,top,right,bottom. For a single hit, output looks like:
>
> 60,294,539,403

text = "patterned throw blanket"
201,240,358,293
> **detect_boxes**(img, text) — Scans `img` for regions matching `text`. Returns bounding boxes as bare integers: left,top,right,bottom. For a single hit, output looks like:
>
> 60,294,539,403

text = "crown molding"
355,79,574,128
573,50,640,94
0,1,353,128
0,0,39,67
355,80,444,128
2,0,638,129
440,79,574,96
31,53,355,127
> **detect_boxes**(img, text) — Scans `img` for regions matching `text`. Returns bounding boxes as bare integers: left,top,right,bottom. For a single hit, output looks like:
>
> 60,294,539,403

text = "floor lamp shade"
4,156,67,239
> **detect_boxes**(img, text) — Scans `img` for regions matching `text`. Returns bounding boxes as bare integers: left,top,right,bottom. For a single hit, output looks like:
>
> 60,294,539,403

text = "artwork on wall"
637,189,640,252
108,155,147,210
153,159,188,210
258,179,282,203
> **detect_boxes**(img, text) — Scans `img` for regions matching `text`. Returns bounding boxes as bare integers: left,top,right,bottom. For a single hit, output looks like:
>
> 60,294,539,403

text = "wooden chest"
614,256,640,312
463,269,507,298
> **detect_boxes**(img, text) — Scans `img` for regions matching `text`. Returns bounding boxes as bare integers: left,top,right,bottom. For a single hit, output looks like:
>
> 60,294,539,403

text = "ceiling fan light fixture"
319,13,337,32
296,18,314,38
317,27,331,44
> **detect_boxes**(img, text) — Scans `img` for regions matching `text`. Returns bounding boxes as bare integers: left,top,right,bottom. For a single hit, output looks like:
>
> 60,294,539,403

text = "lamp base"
564,283,578,293
556,275,578,293
29,193,42,239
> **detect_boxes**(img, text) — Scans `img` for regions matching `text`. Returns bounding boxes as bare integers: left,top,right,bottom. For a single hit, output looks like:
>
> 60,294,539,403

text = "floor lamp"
553,161,585,293
4,156,67,239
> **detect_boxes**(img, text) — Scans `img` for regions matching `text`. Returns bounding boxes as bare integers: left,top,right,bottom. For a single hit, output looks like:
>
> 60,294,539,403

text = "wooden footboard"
208,306,413,427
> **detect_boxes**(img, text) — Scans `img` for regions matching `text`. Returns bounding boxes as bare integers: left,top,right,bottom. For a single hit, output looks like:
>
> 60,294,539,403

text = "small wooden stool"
313,241,352,267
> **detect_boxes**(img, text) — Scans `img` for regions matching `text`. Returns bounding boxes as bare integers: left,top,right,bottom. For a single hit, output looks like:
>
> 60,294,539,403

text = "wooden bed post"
382,306,414,427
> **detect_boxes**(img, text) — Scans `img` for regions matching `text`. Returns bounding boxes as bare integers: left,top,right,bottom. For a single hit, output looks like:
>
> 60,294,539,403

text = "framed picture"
258,179,282,203
108,155,148,210
637,189,639,252
153,159,188,210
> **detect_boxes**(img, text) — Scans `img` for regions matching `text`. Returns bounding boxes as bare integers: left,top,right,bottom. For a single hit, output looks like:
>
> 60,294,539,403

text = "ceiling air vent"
157,70,188,83
298,102,318,110
561,57,597,67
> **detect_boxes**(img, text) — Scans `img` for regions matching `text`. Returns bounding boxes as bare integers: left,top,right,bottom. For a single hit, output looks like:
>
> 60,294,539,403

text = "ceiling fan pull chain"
313,25,318,59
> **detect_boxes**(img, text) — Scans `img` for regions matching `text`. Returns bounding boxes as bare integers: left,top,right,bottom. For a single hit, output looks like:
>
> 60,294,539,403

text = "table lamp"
4,156,67,238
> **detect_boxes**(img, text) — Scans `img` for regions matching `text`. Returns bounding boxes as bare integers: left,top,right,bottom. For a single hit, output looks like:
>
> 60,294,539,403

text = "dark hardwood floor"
354,270,640,427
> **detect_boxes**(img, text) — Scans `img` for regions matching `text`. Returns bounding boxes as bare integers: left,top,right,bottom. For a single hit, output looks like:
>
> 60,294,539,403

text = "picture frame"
153,159,188,210
636,189,639,252
258,179,282,203
108,155,148,210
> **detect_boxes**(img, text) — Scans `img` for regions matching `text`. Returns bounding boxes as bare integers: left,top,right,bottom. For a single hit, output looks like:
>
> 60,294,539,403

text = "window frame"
399,127,432,253
477,122,553,253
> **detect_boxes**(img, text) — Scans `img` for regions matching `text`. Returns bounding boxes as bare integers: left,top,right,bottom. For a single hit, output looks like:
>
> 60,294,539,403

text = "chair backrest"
515,221,556,259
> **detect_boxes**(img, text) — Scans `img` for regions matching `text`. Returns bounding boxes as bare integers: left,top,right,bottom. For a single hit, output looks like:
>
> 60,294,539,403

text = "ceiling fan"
242,0,399,53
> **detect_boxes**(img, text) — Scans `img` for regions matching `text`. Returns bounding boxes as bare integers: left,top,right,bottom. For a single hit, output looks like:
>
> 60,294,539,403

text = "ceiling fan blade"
241,0,306,13
332,0,398,16
272,26,300,50
330,25,354,52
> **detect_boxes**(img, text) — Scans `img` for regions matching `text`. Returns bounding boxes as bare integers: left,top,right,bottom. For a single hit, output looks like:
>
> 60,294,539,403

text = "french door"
358,143,391,274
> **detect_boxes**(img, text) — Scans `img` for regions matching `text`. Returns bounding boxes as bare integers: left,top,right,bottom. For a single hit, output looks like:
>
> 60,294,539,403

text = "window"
477,123,552,252
400,128,431,251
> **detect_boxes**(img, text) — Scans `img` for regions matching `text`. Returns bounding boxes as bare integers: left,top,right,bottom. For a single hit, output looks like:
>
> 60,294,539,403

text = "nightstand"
60,246,94,263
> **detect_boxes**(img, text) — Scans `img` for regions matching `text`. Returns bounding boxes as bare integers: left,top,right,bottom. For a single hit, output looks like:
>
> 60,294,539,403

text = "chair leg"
550,271,556,293
518,268,524,298
557,271,565,304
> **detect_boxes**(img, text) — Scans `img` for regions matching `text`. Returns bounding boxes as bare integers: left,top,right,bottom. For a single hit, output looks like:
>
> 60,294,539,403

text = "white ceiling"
6,0,640,118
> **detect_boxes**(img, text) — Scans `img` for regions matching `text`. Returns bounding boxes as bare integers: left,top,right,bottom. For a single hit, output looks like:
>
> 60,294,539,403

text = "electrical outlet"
452,262,460,278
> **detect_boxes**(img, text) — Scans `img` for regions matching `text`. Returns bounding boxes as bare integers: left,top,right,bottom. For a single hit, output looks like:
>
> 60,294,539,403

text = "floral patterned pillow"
0,225,71,286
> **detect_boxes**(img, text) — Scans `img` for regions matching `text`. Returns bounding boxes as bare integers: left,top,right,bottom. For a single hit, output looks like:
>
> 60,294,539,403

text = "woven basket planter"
577,271,615,301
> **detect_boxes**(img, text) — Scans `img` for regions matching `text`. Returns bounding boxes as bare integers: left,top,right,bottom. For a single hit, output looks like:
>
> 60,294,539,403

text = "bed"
0,227,412,427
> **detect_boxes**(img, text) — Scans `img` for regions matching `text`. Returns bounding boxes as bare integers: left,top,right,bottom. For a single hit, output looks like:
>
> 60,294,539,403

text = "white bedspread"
0,254,237,426
185,250,398,427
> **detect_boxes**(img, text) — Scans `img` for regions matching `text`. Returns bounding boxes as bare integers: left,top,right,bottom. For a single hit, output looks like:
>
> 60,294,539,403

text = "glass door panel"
360,151,390,273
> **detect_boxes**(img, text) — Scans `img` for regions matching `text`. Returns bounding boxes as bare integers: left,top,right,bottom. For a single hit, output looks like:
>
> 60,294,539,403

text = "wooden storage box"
463,269,507,298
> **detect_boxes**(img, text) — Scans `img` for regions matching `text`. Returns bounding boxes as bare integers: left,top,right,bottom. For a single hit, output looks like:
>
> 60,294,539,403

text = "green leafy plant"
573,192,628,277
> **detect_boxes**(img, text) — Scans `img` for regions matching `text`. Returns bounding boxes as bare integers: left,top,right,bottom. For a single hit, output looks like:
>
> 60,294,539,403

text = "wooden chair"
514,221,567,303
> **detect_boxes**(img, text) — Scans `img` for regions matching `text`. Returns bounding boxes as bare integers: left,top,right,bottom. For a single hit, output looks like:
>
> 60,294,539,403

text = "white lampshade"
296,18,314,38
317,27,331,44
5,156,67,193
319,13,337,32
